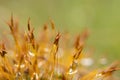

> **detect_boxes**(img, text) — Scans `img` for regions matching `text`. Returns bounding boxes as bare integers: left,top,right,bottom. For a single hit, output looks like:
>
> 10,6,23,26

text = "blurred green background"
0,0,120,63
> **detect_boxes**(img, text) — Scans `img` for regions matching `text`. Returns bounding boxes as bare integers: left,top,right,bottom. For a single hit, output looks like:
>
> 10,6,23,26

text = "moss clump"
0,15,119,80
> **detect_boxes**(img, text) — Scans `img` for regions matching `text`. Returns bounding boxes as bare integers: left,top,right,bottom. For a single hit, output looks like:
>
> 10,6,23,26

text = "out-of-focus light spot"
80,58,94,66
99,58,107,65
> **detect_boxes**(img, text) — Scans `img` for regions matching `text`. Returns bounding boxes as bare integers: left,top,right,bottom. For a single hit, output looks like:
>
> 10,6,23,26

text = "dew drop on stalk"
31,72,39,80
94,73,104,80
68,68,78,75
67,60,78,75
15,72,21,80
28,51,35,57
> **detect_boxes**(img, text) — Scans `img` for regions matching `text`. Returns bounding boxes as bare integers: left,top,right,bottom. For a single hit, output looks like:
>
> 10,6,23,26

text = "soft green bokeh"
0,0,120,62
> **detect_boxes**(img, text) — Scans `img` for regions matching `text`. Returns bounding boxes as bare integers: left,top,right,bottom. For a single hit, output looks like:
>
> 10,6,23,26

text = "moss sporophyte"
0,15,119,80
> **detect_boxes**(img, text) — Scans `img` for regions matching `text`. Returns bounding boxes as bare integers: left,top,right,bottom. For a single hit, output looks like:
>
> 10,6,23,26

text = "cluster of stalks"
0,15,119,80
